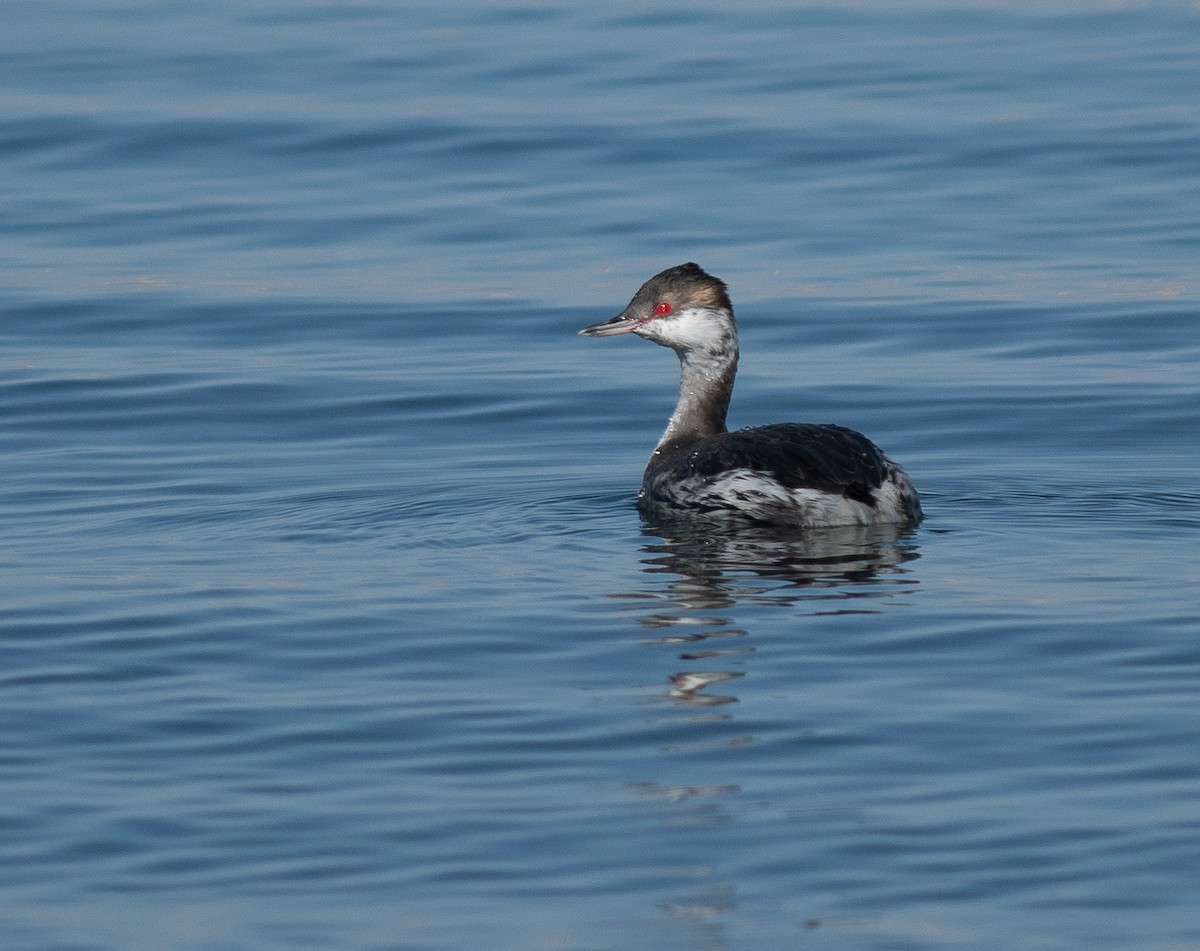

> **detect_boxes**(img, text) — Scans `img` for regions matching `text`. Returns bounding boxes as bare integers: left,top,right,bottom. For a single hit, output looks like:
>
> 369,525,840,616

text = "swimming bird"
579,263,921,527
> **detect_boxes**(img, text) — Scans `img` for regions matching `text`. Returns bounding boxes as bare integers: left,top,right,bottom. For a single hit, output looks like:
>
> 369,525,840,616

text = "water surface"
3,2,1200,949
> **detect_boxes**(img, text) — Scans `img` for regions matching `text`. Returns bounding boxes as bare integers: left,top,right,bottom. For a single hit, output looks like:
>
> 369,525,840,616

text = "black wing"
659,423,892,506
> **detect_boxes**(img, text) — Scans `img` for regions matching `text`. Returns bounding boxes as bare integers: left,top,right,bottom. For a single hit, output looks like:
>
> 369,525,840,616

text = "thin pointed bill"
578,312,644,337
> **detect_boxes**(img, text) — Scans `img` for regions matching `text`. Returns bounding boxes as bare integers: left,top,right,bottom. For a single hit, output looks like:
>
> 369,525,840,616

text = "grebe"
580,263,922,527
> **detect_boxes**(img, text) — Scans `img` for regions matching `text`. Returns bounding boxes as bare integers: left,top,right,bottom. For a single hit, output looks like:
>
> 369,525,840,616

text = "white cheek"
652,308,731,351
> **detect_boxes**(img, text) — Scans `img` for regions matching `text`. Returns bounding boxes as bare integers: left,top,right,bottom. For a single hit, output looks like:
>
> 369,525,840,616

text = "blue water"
3,2,1200,949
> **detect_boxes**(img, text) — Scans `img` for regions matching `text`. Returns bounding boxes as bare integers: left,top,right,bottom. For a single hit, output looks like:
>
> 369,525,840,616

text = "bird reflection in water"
631,519,921,704
614,519,922,935
640,518,922,608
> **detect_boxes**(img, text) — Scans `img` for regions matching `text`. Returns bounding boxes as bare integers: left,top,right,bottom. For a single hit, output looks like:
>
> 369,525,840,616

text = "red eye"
654,301,672,316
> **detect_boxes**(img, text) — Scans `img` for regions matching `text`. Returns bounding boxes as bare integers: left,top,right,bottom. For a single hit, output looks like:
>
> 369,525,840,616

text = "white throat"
648,307,740,456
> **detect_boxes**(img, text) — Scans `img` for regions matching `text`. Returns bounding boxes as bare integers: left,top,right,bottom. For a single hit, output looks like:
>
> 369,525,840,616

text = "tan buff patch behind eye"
689,283,727,310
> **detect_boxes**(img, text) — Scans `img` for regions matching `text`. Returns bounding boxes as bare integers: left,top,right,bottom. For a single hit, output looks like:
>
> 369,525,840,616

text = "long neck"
650,346,738,462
